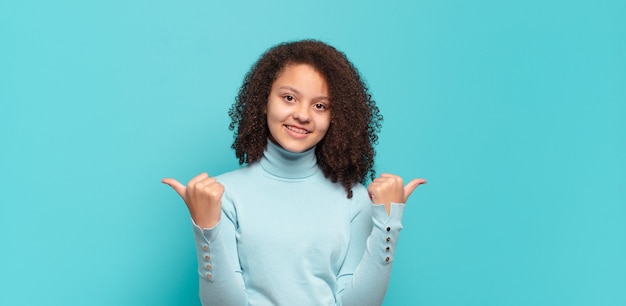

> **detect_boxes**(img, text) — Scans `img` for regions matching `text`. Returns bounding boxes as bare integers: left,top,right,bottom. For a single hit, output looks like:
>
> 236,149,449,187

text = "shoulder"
215,163,258,185
351,183,369,198
214,162,264,203
349,183,373,217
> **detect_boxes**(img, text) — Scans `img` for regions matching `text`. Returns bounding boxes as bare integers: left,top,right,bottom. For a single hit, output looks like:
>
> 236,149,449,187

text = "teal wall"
1,0,624,305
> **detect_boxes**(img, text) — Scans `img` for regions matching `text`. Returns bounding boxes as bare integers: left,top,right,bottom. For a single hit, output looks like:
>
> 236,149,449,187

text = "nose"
293,103,310,122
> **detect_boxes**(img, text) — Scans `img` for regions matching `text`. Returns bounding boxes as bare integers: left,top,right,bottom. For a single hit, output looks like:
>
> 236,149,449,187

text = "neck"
259,140,318,179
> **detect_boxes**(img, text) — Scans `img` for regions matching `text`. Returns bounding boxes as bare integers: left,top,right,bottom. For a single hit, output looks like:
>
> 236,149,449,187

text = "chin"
282,144,310,153
275,140,314,153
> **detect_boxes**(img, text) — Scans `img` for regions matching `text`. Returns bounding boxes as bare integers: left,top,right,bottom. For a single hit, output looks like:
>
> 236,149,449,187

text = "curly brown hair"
228,39,383,198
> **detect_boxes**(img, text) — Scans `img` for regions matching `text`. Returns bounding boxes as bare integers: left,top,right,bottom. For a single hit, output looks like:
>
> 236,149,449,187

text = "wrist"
191,214,220,229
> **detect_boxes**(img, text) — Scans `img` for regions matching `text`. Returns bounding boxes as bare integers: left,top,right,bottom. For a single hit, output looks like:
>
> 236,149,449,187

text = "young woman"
162,40,426,306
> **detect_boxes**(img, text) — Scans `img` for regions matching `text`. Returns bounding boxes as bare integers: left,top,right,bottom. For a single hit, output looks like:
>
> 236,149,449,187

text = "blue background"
1,0,624,305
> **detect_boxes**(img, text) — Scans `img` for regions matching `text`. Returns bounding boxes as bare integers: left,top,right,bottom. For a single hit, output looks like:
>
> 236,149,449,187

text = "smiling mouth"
285,125,310,134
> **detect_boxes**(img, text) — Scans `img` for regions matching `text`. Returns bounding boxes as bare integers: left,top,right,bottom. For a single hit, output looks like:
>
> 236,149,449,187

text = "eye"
313,103,328,111
283,95,295,102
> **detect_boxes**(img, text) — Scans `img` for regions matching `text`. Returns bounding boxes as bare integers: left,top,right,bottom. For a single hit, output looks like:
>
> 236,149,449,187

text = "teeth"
286,125,309,134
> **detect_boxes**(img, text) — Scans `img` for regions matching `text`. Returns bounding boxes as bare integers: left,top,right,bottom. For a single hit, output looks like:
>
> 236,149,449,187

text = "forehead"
275,63,323,79
272,64,329,93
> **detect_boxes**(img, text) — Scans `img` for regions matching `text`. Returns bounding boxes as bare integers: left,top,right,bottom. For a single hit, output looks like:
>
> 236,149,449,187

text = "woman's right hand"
162,173,224,229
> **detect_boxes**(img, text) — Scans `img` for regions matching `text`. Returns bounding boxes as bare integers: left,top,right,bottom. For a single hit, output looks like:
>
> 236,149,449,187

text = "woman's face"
266,64,331,153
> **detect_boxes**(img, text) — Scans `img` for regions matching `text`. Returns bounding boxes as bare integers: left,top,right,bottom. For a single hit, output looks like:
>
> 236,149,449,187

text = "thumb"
161,178,186,198
403,178,427,202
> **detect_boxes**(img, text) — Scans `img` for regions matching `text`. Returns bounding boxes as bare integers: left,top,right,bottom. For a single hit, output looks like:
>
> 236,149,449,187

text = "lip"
284,124,311,138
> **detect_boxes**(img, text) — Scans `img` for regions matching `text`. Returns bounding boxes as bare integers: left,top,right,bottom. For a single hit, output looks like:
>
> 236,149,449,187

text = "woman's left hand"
367,173,426,215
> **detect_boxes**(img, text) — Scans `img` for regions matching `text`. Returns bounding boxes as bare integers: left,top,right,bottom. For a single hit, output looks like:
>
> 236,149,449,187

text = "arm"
336,191,405,306
192,193,247,305
162,173,248,305
336,175,425,306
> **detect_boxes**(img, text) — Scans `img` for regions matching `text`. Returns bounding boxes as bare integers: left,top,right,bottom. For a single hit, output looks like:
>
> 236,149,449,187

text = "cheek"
266,100,288,122
318,114,331,134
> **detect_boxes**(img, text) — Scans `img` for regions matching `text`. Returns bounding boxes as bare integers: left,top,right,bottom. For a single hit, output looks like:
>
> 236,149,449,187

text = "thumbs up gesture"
367,173,426,215
162,173,224,229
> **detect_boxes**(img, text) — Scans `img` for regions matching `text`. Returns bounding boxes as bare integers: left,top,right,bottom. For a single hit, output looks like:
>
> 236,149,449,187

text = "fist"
162,173,224,228
367,173,426,215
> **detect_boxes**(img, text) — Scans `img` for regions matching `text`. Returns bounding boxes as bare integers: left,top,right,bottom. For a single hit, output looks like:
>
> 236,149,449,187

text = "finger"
204,182,225,198
368,191,375,202
403,178,427,201
379,173,395,178
188,172,209,187
161,178,186,198
196,177,217,187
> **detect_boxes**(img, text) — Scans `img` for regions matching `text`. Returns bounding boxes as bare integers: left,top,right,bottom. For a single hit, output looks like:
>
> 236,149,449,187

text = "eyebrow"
278,86,330,101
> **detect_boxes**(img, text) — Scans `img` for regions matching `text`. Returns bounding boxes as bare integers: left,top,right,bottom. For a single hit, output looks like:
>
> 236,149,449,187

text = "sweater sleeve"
191,193,248,305
336,186,405,306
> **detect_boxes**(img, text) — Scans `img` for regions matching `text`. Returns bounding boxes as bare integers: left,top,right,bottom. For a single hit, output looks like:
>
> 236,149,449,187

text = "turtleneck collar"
259,139,318,179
